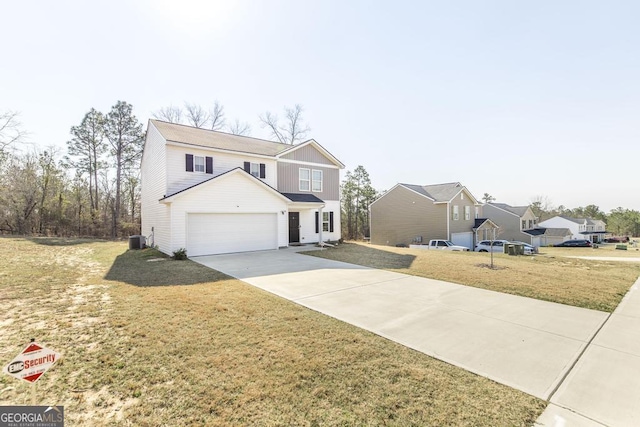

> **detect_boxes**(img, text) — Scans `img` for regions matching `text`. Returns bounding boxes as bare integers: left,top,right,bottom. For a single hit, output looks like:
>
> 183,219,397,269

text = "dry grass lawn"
305,242,640,312
0,237,545,426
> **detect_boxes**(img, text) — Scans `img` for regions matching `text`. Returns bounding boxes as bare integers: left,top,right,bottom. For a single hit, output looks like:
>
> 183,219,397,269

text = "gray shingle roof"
282,193,324,203
151,119,291,157
488,202,530,217
401,182,465,202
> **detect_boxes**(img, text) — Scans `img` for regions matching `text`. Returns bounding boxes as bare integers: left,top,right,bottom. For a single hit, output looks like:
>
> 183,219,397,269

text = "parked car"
427,239,470,251
554,240,592,247
509,241,538,255
475,240,509,252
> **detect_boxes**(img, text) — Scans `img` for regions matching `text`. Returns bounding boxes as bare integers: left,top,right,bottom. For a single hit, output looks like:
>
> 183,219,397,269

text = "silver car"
475,240,509,252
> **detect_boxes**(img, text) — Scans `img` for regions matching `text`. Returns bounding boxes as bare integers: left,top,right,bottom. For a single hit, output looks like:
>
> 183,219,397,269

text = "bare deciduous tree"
0,111,27,153
209,101,226,131
227,119,251,136
259,104,310,144
184,102,210,128
152,105,183,123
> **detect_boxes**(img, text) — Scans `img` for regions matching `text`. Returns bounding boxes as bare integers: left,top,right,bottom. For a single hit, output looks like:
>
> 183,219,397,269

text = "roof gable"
276,139,345,168
160,168,289,203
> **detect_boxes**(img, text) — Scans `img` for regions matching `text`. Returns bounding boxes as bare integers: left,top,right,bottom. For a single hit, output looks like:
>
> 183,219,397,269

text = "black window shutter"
259,163,266,179
186,154,194,172
244,162,250,173
329,212,334,232
315,212,319,233
205,157,213,174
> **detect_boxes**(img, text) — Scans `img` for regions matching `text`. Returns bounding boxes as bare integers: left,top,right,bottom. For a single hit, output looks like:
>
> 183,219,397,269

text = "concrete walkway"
193,248,609,402
535,276,640,426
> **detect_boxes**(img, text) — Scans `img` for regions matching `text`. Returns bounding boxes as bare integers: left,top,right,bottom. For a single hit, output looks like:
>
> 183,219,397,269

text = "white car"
428,239,470,251
474,240,509,252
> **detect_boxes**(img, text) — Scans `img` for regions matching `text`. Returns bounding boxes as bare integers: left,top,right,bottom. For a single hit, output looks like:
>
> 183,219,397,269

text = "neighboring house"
522,227,572,247
141,120,344,256
369,182,498,249
482,203,539,245
537,216,608,243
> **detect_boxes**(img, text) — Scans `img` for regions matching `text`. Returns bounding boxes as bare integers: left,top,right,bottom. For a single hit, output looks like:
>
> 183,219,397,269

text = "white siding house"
537,216,607,243
141,120,344,256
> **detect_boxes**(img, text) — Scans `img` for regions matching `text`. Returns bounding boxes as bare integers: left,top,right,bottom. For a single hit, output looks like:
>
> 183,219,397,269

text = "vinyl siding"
370,186,447,246
167,172,289,254
482,205,534,244
280,143,335,165
165,144,277,196
293,200,341,243
448,190,478,234
538,217,581,239
277,163,339,200
141,122,171,253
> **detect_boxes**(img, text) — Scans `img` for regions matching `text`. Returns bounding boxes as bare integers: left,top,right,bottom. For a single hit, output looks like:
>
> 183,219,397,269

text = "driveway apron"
193,249,608,401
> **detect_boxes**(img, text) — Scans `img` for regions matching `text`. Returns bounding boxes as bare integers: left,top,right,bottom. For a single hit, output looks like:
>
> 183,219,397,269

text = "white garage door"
187,213,278,256
451,232,473,249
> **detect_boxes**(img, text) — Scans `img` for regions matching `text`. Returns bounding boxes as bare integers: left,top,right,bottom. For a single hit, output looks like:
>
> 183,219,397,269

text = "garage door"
187,213,278,256
451,232,473,249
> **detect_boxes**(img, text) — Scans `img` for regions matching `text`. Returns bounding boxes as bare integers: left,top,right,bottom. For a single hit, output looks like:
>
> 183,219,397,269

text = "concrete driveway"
193,248,608,402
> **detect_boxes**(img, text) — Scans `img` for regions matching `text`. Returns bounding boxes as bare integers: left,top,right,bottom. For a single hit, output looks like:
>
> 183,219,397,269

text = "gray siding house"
370,182,497,249
482,203,539,244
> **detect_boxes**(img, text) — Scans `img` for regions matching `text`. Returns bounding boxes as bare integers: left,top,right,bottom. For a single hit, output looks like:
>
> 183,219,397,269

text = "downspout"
318,204,326,244
446,202,450,240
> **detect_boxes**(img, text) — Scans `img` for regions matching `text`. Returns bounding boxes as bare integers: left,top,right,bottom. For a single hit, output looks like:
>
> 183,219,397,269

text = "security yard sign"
3,342,61,383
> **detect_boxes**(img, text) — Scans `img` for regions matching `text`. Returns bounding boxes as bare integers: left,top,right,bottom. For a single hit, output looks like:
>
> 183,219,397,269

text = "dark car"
554,239,592,247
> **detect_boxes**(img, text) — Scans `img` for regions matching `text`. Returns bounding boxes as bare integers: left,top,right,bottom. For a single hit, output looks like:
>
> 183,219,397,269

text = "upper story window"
528,219,533,229
464,205,470,220
312,170,323,192
475,206,479,219
299,168,310,191
194,156,205,173
185,154,213,174
522,220,526,229
244,162,265,179
452,205,459,221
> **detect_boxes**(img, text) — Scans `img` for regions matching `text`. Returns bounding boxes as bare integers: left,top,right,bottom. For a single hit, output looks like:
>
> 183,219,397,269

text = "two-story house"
369,182,497,249
537,216,608,243
141,120,344,256
482,203,539,244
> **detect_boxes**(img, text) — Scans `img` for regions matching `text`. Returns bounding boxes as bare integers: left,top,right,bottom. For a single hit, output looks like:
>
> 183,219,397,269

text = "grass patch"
0,237,545,426
305,242,640,312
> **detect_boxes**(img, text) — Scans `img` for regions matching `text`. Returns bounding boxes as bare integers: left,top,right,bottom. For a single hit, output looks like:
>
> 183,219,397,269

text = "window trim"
464,205,470,221
312,169,323,192
194,156,205,173
299,168,311,192
452,205,459,221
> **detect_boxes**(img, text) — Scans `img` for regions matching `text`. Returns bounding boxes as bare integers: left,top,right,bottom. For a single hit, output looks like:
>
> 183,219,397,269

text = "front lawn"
304,242,640,312
0,237,544,426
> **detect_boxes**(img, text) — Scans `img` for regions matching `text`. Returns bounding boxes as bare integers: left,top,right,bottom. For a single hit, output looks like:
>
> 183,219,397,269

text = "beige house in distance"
370,182,497,249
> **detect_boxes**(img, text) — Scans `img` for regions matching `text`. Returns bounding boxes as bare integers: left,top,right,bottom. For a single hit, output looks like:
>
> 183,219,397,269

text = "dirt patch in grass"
0,237,545,426
305,242,640,312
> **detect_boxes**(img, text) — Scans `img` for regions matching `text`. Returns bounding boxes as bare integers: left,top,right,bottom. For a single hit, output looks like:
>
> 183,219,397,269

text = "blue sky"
2,1,639,211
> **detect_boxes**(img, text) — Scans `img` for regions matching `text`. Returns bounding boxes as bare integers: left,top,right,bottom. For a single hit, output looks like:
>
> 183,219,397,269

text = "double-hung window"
312,170,323,192
194,156,205,173
452,205,459,221
464,206,470,220
322,212,330,232
299,168,310,191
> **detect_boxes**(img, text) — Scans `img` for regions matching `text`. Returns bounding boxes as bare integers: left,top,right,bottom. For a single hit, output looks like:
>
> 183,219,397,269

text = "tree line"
0,101,314,239
0,102,144,238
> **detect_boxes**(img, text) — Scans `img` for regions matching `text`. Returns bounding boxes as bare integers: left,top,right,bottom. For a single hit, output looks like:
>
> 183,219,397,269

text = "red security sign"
3,342,61,383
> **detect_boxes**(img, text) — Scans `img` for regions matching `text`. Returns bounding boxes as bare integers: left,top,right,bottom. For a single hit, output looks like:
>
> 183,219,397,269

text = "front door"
289,212,300,243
